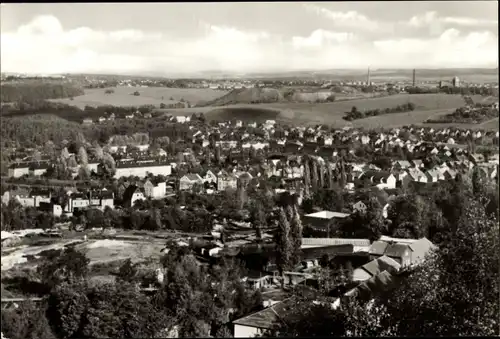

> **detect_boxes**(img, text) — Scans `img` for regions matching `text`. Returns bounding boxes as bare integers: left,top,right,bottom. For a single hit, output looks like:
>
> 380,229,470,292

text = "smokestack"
412,69,416,87
367,67,371,86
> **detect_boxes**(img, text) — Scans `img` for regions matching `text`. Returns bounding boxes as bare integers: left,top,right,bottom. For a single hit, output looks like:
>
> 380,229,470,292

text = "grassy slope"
50,86,229,108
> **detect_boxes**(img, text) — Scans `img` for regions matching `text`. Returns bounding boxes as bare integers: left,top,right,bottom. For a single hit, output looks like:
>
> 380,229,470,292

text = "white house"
8,163,30,178
144,179,167,199
175,116,190,123
179,174,203,190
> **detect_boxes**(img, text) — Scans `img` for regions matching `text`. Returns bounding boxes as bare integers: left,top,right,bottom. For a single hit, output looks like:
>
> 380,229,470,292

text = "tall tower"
412,69,416,87
367,67,371,86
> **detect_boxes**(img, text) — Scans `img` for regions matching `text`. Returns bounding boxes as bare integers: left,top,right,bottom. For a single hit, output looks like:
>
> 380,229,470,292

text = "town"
1,2,499,339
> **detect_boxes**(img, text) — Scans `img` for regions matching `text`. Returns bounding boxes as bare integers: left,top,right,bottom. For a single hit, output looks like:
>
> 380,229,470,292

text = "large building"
452,76,460,88
113,160,172,179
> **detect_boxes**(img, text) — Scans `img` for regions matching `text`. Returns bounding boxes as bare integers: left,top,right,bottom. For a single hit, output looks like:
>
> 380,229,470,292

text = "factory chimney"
367,67,371,86
412,69,416,87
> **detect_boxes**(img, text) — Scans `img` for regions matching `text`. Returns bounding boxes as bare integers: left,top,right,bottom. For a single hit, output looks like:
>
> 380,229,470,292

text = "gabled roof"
409,237,437,254
304,211,350,219
302,238,370,248
182,173,203,181
232,298,295,329
384,243,410,258
360,255,401,277
346,270,397,299
369,241,388,256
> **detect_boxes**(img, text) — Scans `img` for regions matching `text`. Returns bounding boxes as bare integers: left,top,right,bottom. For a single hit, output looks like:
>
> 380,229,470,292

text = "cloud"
292,29,355,49
303,4,380,31
408,11,498,28
0,14,497,74
373,28,498,68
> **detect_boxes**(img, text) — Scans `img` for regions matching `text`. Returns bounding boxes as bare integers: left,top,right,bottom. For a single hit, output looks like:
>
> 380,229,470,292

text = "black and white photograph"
0,1,498,338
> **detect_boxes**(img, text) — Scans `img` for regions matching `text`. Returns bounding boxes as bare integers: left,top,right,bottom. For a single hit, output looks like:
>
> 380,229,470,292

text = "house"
201,170,217,184
66,190,114,213
369,237,436,267
38,201,64,217
411,159,424,168
359,171,396,189
122,185,146,207
144,179,167,199
302,210,350,229
392,160,411,170
405,167,428,183
82,118,93,125
179,174,203,191
109,145,128,154
2,188,34,207
233,298,296,338
242,272,273,290
352,255,401,282
469,153,485,164
425,168,445,182
353,200,367,214
175,116,190,123
8,163,30,178
94,190,114,210
29,162,50,177
68,192,90,212
344,270,399,302
217,172,238,191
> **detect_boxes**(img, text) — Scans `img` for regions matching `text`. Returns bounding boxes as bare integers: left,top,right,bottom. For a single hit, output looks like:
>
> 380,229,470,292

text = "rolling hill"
199,87,285,107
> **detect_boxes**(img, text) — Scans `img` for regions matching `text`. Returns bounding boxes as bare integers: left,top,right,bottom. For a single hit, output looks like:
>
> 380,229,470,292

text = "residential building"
122,185,146,207
113,160,172,179
201,170,218,184
217,172,238,191
179,174,203,190
233,298,295,338
353,200,367,213
303,211,350,229
8,163,30,178
144,179,167,199
352,255,401,282
369,237,436,267
29,162,50,176
301,238,371,252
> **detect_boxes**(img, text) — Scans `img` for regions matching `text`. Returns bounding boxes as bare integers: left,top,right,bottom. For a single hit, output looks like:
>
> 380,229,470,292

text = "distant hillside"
205,106,282,122
0,82,84,104
200,87,284,107
199,87,341,107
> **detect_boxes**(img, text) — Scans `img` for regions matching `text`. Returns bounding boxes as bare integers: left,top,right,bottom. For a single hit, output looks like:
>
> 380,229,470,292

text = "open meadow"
156,93,500,130
50,85,229,108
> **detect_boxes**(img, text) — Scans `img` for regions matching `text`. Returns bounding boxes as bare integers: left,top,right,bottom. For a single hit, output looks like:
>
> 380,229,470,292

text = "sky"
1,2,498,75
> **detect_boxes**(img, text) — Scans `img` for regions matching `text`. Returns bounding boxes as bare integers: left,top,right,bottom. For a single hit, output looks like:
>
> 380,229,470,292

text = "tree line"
0,83,84,104
1,242,263,338
265,186,499,337
344,103,416,121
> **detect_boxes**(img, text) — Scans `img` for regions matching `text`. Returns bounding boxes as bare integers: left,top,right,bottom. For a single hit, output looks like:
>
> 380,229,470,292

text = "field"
156,93,500,129
49,86,229,108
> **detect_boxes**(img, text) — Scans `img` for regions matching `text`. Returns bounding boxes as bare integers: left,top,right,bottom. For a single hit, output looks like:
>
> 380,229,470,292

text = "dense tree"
37,247,90,289
275,207,293,287
378,196,499,336
336,197,386,241
288,204,303,267
1,302,56,339
303,161,311,198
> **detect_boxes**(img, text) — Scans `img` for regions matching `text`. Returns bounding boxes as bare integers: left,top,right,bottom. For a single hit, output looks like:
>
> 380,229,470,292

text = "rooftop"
233,298,295,329
304,210,350,219
302,238,370,248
